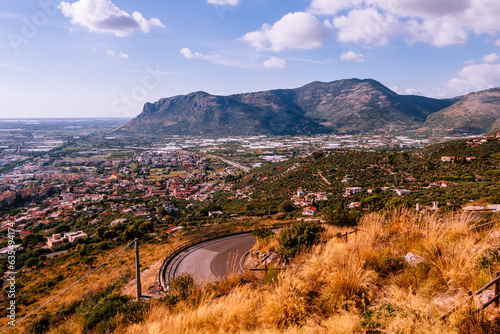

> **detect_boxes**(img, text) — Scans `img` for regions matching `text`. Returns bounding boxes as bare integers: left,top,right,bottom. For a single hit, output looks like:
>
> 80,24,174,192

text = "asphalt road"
210,155,251,172
171,233,255,284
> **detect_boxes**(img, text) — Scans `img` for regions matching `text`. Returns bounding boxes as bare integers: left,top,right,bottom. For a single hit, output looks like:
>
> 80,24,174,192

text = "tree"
96,226,105,240
98,241,110,250
251,227,275,242
24,258,38,269
84,255,97,268
325,208,357,227
76,244,88,257
104,230,116,240
385,197,409,209
22,233,45,248
54,224,70,234
279,200,294,213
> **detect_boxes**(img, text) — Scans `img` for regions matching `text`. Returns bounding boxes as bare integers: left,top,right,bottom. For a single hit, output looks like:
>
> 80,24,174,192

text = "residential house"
302,206,317,216
344,187,363,197
64,231,87,242
349,202,361,209
46,233,64,248
441,156,456,163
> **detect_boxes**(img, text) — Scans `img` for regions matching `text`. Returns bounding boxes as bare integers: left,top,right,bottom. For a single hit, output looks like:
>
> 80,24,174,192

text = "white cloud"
496,39,500,46
180,48,202,59
405,19,468,46
263,57,286,68
59,0,164,37
119,53,129,59
482,52,499,63
180,48,252,67
446,62,500,95
366,0,471,18
106,50,115,57
207,0,238,5
309,0,360,15
392,86,424,95
241,12,329,51
333,7,400,47
340,50,365,62
308,0,500,48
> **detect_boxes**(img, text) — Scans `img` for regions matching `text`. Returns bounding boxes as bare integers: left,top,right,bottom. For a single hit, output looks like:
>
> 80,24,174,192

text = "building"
302,206,317,216
64,231,88,243
441,156,456,163
395,188,412,196
349,202,361,209
110,218,127,226
0,244,22,259
46,233,64,248
344,187,363,197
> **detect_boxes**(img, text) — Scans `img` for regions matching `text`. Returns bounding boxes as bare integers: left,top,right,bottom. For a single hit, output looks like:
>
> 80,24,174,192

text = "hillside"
228,136,500,212
425,88,500,134
113,79,455,136
17,210,500,333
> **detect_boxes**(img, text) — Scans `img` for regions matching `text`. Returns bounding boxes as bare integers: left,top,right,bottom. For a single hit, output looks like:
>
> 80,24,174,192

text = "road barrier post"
135,238,141,301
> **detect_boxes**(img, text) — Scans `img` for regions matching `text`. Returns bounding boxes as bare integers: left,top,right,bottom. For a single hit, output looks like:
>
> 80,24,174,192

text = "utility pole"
134,238,141,301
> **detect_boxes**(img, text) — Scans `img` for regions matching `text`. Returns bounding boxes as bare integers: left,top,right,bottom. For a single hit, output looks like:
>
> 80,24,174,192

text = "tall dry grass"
122,209,500,334
18,209,500,334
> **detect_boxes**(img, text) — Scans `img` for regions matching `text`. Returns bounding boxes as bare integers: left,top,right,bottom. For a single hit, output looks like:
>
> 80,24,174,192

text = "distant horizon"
0,117,132,120
1,0,500,118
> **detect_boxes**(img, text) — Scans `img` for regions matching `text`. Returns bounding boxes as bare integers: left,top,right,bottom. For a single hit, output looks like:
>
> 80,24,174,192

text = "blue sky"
1,0,500,118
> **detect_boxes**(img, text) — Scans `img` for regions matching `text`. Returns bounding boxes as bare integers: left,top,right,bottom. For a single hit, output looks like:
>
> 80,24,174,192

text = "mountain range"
113,79,499,136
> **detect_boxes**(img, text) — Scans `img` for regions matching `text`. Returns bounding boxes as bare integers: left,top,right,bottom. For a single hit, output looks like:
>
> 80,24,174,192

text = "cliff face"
113,79,457,136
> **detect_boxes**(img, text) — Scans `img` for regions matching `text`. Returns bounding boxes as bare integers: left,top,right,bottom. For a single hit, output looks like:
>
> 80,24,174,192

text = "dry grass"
11,209,500,334
3,240,179,333
123,209,500,334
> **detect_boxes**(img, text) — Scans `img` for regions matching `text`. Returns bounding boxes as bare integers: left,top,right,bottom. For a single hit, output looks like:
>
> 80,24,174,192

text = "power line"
1,240,134,334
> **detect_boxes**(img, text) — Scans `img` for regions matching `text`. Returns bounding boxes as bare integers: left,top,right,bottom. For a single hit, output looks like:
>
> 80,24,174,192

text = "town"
1,119,499,261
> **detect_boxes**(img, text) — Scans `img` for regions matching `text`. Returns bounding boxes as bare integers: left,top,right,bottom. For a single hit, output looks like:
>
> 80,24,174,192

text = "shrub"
326,209,358,227
484,170,500,177
169,273,196,300
385,198,409,209
251,227,275,242
97,241,110,250
277,222,324,259
365,250,405,277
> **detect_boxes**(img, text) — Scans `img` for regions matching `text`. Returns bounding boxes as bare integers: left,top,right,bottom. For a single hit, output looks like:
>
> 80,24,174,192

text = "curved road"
169,233,255,284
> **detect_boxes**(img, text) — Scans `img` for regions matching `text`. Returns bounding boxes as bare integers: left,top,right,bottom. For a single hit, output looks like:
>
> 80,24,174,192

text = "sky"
1,0,500,118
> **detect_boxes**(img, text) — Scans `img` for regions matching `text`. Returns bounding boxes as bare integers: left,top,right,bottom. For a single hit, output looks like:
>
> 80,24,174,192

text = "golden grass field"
6,209,500,334
124,209,500,334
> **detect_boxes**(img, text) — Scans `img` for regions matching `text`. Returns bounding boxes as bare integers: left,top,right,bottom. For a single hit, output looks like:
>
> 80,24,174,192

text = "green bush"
385,198,409,209
277,221,324,259
169,273,196,300
485,170,500,177
252,227,275,241
325,209,358,227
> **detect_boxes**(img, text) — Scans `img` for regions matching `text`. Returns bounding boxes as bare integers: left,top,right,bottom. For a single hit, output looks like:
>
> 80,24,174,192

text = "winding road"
164,233,256,284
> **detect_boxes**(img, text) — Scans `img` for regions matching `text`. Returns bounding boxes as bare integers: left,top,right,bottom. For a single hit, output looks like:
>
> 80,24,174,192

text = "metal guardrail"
438,272,500,321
